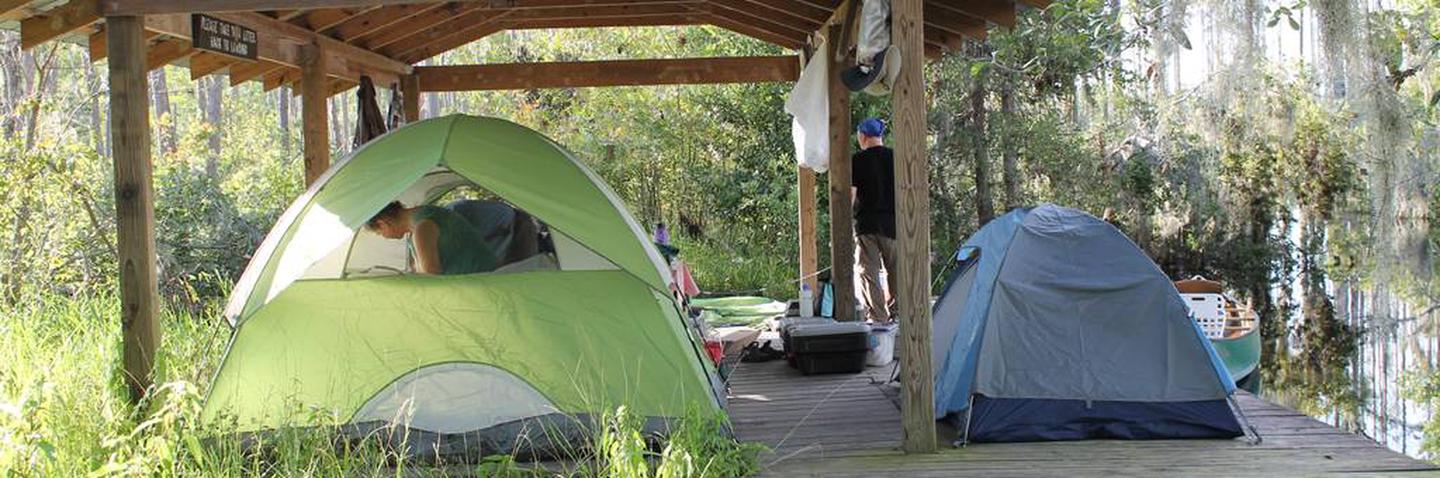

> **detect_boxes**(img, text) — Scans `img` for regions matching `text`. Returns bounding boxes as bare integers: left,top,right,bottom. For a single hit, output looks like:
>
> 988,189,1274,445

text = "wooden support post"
400,73,420,123
796,50,819,303
300,43,329,186
893,0,937,453
826,23,856,322
106,15,158,405
798,166,818,297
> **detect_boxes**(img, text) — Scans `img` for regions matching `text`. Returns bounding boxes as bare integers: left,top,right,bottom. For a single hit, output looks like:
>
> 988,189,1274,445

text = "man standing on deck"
852,117,898,324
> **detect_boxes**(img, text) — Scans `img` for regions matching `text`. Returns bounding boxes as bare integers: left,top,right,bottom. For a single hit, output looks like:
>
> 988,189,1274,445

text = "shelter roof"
4,0,1044,94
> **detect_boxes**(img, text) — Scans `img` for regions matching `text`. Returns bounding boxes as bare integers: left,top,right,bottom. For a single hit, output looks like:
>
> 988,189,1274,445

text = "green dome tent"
203,115,723,458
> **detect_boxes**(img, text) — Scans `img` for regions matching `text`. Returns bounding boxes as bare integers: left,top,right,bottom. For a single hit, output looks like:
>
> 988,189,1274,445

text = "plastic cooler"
777,317,836,359
789,322,871,375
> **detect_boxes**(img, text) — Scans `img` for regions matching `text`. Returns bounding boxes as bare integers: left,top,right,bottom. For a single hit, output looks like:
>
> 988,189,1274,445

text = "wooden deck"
727,358,1440,477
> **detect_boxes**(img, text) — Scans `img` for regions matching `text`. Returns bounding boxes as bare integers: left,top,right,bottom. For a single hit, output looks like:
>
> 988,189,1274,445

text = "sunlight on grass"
0,294,763,477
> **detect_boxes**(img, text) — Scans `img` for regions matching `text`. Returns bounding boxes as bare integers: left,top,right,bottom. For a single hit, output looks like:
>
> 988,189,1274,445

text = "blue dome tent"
932,204,1244,443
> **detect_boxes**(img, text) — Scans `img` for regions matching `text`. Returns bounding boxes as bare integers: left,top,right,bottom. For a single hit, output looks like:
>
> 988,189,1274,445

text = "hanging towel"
784,39,830,173
672,259,701,298
386,82,406,130
353,76,387,147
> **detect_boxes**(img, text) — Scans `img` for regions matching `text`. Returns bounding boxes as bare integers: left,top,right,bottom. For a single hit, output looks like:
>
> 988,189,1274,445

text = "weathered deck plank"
726,359,1439,476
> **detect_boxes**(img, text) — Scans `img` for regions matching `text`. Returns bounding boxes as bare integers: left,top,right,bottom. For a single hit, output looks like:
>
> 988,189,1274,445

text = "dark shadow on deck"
727,360,1440,477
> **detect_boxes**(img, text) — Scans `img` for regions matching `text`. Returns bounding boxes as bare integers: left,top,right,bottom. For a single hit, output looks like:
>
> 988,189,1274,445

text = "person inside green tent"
365,201,499,275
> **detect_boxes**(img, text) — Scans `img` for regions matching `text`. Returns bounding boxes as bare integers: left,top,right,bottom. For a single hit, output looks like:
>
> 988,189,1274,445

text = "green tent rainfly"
203,115,723,457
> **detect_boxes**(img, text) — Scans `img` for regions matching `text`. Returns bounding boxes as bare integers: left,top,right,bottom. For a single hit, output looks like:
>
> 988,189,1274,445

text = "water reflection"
1262,221,1437,460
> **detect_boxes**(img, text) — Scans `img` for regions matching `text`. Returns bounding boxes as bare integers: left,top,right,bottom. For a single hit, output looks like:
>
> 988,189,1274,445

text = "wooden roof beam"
101,0,707,15
931,0,1012,30
379,9,509,60
709,0,818,37
21,0,100,49
262,67,299,92
501,3,696,23
394,14,511,63
87,25,160,61
229,59,286,85
697,5,806,48
80,10,409,82
726,0,829,29
189,51,239,79
294,7,375,32
219,11,411,76
103,1,428,15
924,4,988,39
354,3,482,51
325,3,437,42
414,55,800,91
700,12,805,49
507,14,703,30
144,37,196,70
0,0,33,20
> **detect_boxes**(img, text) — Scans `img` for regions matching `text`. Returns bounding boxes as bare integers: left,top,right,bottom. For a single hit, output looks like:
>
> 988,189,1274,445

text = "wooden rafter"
503,4,698,23
709,0,817,37
395,13,510,63
229,59,285,85
272,9,311,21
379,9,508,60
506,14,703,30
295,6,375,32
104,0,711,15
926,2,998,36
21,0,100,49
222,11,411,74
88,25,160,61
696,5,805,48
325,3,435,42
0,0,32,20
188,51,239,79
351,3,479,51
145,37,195,70
414,55,800,90
262,67,300,92
726,0,828,29
933,0,1015,27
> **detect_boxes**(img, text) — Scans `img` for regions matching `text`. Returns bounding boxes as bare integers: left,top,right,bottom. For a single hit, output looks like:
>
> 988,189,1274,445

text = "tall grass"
0,294,762,477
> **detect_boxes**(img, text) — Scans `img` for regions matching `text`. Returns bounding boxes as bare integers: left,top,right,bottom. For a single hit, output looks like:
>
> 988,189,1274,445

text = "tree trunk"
201,75,223,168
1,31,36,141
329,90,341,152
278,87,291,155
970,69,995,226
149,69,175,154
425,89,440,119
22,45,58,152
85,55,107,158
1000,81,1019,211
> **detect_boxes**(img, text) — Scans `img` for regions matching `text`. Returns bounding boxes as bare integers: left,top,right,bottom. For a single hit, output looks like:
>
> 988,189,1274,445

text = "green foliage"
0,292,763,477
1402,370,1440,456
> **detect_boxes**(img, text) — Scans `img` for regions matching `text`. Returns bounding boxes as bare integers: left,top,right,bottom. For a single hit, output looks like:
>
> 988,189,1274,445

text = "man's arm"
412,219,443,274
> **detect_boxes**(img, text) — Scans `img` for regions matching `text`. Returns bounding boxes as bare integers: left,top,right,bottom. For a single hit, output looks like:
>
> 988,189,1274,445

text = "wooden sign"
191,14,257,60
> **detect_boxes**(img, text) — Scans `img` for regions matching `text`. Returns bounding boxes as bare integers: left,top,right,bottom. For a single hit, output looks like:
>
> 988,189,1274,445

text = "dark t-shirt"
851,145,896,238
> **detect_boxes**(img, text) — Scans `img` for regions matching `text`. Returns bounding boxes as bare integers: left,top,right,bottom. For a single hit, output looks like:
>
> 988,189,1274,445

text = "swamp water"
1262,222,1438,460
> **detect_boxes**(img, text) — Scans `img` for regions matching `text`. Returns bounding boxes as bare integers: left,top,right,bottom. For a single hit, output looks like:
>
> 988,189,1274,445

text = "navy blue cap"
857,118,886,137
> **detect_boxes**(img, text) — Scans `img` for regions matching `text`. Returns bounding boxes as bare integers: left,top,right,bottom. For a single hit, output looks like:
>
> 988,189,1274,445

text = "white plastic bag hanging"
784,39,830,173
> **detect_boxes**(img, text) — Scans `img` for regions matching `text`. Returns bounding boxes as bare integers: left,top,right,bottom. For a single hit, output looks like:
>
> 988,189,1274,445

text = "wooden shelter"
9,0,1038,453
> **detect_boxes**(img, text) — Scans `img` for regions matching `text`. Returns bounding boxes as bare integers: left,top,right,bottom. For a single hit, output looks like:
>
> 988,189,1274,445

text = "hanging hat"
840,49,888,92
863,46,902,96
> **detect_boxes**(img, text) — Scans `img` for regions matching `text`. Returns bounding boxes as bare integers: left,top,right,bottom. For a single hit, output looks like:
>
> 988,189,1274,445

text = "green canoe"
1176,277,1261,390
1211,326,1260,385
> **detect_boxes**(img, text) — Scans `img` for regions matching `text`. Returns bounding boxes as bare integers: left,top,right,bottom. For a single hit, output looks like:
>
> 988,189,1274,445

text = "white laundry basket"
867,323,897,367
